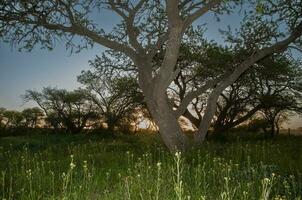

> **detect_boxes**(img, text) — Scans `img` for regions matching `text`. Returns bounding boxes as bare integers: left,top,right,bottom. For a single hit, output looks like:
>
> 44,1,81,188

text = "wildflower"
175,151,181,157
26,169,32,178
70,162,76,169
83,160,88,169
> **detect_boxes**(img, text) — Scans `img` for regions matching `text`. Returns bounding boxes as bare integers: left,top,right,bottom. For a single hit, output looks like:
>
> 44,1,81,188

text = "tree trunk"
136,51,188,152
270,121,275,137
274,121,280,136
107,121,115,132
195,90,221,144
144,90,188,152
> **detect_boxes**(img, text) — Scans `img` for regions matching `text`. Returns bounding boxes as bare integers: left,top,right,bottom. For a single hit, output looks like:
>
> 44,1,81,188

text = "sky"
0,4,301,128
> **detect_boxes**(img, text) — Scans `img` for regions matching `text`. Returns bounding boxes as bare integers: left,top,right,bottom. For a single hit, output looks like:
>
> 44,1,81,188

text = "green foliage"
213,54,302,134
0,108,6,128
0,133,301,200
78,60,146,132
255,4,264,14
21,107,44,128
24,88,99,133
2,110,24,128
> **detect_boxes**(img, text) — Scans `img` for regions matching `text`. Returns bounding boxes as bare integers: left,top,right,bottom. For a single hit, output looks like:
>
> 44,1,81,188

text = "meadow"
0,132,301,200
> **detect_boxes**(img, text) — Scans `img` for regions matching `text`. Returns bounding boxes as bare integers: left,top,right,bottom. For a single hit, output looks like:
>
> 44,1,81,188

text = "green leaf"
256,3,264,14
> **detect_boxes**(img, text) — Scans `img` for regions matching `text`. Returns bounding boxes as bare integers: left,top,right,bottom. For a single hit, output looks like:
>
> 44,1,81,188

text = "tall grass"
0,133,301,199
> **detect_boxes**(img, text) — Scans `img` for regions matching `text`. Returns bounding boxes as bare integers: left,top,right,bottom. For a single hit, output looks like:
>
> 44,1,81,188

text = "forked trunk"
137,56,188,152
146,92,188,152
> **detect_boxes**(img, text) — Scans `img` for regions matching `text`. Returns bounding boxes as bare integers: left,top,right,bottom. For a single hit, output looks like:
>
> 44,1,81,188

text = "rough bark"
195,88,222,144
137,56,188,152
147,94,188,152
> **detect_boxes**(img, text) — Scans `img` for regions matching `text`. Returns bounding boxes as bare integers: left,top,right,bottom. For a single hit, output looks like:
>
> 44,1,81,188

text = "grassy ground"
0,132,301,200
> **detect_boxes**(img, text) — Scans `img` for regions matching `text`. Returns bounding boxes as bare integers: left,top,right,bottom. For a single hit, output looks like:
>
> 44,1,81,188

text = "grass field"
0,132,301,200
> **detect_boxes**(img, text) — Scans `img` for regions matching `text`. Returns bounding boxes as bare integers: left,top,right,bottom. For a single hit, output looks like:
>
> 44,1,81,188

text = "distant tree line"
0,107,44,131
22,79,148,134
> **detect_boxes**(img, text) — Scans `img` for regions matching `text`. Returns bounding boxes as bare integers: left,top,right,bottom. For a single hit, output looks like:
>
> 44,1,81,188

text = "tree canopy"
1,0,302,151
24,88,99,133
78,63,146,132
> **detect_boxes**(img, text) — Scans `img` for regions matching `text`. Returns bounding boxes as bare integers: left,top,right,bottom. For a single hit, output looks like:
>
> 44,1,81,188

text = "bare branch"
183,0,222,31
107,0,148,53
289,45,302,53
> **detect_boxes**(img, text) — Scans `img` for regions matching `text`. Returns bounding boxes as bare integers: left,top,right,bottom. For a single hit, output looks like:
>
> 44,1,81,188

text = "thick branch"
152,0,183,92
195,21,302,141
228,104,262,128
175,78,221,117
2,10,138,60
108,0,147,53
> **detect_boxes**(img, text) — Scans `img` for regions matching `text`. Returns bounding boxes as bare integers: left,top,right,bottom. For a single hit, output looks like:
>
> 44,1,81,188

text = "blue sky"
0,5,301,128
0,10,231,109
0,42,103,108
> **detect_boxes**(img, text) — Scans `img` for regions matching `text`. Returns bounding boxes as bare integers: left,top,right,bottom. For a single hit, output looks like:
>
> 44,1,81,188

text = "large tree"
1,0,302,151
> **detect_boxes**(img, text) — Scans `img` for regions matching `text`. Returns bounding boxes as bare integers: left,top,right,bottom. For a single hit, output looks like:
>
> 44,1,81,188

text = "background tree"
259,95,299,136
212,82,260,134
0,107,6,129
1,0,302,151
252,55,302,136
78,60,146,132
24,88,99,133
21,107,44,128
2,110,24,129
44,112,63,131
212,55,302,134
